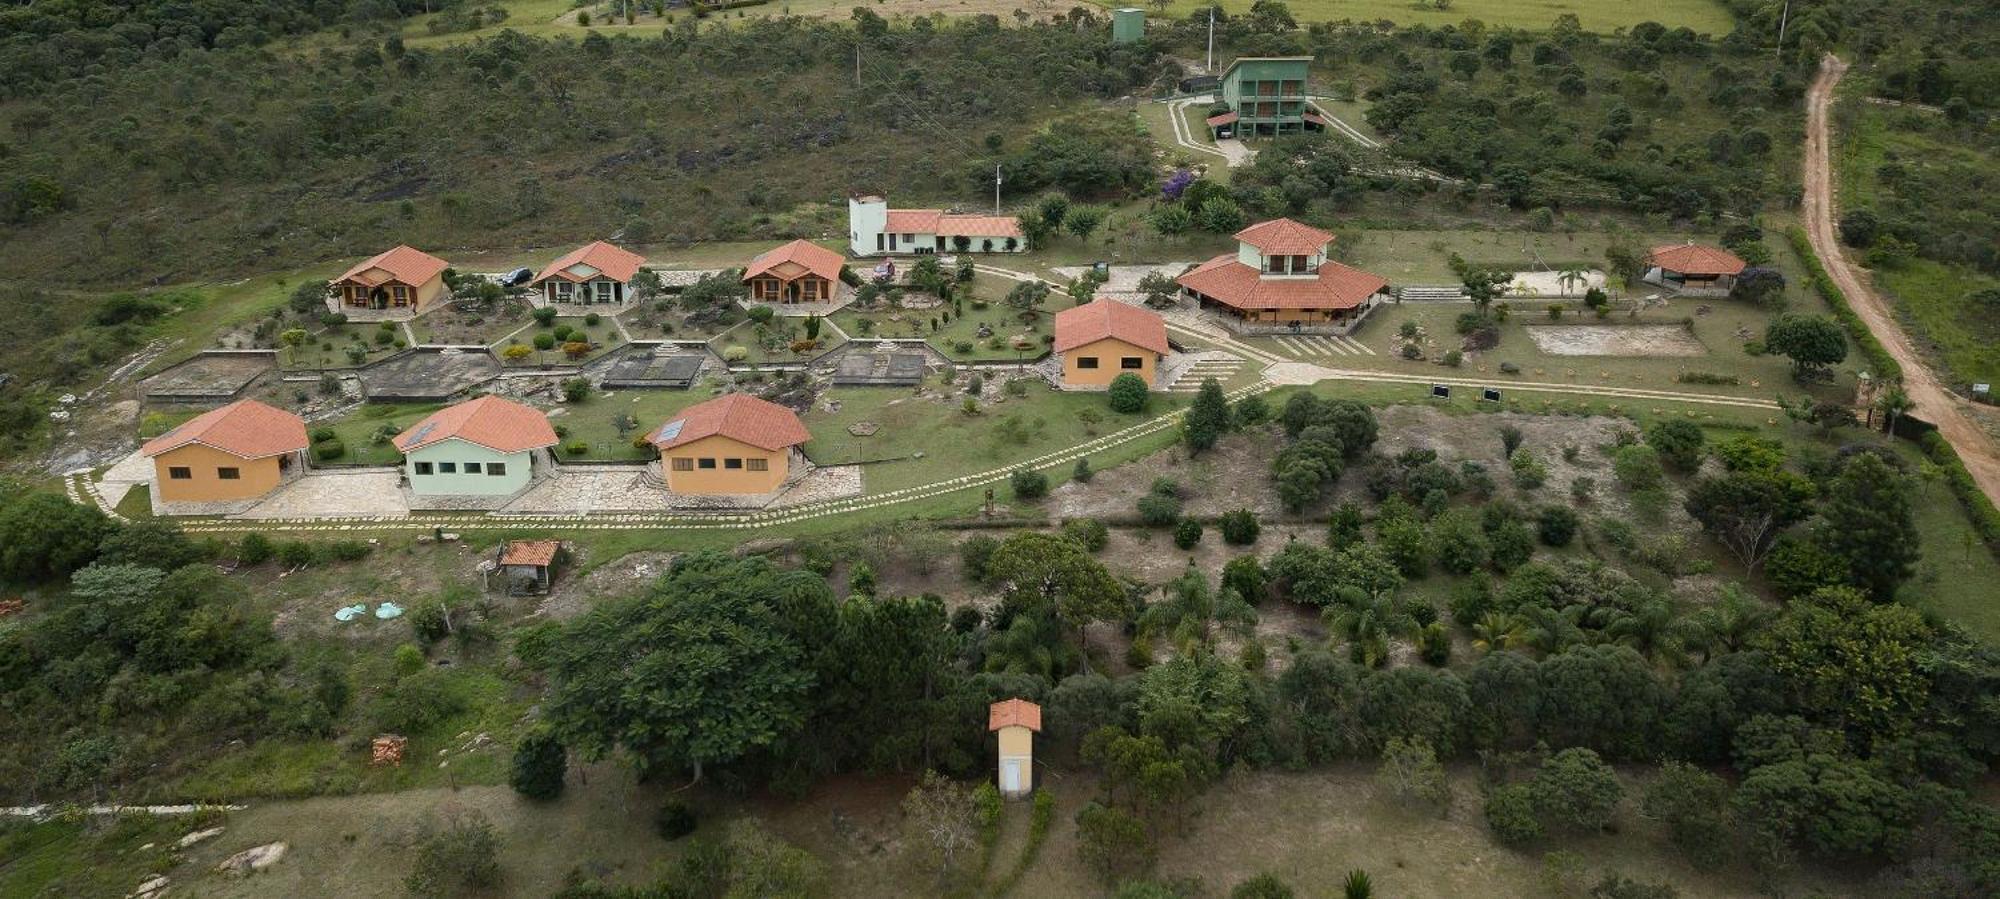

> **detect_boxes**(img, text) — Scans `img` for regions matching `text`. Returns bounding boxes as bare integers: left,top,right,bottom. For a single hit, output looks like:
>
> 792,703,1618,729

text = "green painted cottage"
1211,56,1322,138
392,395,559,508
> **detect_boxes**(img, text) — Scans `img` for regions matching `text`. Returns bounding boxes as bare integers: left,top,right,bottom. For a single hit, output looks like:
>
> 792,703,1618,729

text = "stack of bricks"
370,735,408,767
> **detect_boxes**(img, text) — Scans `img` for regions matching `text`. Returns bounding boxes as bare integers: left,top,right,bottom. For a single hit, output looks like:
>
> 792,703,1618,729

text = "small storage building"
989,698,1041,799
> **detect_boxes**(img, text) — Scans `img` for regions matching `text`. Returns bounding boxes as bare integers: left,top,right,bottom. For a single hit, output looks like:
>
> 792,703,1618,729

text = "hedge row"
1784,227,1901,381
1918,431,2000,556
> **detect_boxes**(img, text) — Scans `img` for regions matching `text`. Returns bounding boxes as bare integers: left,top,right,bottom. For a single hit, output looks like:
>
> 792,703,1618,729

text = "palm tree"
1606,599,1676,660
1324,595,1412,668
1471,611,1527,654
1521,605,1587,655
1875,385,1913,434
1682,586,1770,657
1557,265,1590,296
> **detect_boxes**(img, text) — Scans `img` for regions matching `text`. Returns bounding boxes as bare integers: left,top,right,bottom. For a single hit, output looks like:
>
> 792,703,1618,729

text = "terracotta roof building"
1175,217,1390,333
531,240,646,307
393,396,558,506
1053,299,1171,389
849,195,1027,256
743,240,848,307
143,399,309,509
332,245,451,318
649,394,812,495
988,698,1043,732
1642,242,1748,297
990,698,1041,797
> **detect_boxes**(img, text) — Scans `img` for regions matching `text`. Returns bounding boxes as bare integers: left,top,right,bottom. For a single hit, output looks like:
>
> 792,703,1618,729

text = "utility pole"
993,163,1003,214
855,42,862,87
1775,0,1790,62
1206,6,1215,74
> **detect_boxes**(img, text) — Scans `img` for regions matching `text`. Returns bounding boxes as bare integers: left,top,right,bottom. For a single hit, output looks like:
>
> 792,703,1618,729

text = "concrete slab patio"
233,469,411,519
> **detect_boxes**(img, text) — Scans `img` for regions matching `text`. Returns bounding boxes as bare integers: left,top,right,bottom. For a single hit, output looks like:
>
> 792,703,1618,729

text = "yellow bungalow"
649,394,811,495
141,399,309,507
1053,298,1171,389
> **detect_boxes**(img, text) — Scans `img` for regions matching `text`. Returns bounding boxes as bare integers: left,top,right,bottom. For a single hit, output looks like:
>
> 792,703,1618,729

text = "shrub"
1232,873,1296,899
532,306,558,326
1485,784,1544,844
562,378,591,402
1643,419,1705,472
1072,457,1093,483
1509,449,1546,489
313,439,346,461
1137,491,1182,527
1173,517,1203,549
656,800,698,841
1530,748,1623,833
960,535,999,583
404,811,501,897
1063,518,1109,552
276,540,316,569
310,426,337,443
1376,737,1451,812
723,345,749,362
1107,373,1148,413
584,312,602,326
1010,468,1049,501
1218,509,1260,545
566,440,590,456
509,728,566,801
1537,506,1579,546
238,532,275,565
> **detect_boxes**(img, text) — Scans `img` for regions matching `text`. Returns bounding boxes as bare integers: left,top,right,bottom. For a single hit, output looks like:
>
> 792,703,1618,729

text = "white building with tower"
847,194,1026,256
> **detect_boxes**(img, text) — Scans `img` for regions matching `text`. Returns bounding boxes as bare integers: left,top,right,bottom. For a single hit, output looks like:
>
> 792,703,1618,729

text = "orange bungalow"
1176,218,1390,334
142,399,309,508
530,240,646,307
649,394,811,495
742,240,847,307
1642,243,1747,297
1053,299,1171,389
332,245,450,316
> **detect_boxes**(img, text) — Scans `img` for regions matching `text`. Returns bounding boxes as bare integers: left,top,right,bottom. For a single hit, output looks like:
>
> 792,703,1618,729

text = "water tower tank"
1112,7,1145,44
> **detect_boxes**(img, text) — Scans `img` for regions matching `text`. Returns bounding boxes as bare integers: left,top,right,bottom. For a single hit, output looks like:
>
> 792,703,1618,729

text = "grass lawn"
312,403,444,465
0,815,188,899
495,315,628,366
707,318,847,366
408,301,535,347
1834,98,2000,388
282,321,409,372
832,285,1055,364
551,388,718,461
1114,0,1735,32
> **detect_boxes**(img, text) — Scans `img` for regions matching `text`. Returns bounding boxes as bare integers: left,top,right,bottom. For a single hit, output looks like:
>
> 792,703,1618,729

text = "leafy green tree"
1183,378,1230,454
1683,469,1814,571
1812,452,1918,601
1375,736,1451,813
1220,555,1267,604
1064,204,1107,241
94,518,200,570
540,553,816,782
1010,467,1050,501
1642,761,1734,866
509,727,567,801
1107,373,1149,413
1755,586,1931,748
0,491,112,581
1536,645,1664,760
1763,314,1847,377
1644,419,1706,473
986,532,1127,672
1217,509,1259,545
1076,802,1155,884
1529,747,1624,833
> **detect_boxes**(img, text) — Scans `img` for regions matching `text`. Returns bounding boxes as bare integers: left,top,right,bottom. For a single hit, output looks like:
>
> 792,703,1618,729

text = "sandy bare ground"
1524,324,1706,357
1803,55,2000,507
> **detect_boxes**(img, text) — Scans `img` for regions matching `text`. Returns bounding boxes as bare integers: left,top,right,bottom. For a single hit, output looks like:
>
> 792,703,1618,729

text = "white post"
1206,6,1214,74
993,163,1003,214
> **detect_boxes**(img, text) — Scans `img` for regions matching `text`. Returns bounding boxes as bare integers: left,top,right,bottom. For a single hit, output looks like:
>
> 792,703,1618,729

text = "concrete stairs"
1397,285,1469,302
1164,354,1249,393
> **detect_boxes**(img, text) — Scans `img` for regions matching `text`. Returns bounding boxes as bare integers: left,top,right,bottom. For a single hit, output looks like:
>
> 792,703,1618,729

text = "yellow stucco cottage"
1052,298,1171,389
649,394,811,495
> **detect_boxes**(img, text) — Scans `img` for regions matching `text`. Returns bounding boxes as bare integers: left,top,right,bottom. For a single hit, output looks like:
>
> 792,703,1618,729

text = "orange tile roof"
743,240,846,283
532,240,645,285
1207,111,1239,126
988,698,1042,732
937,213,1023,239
884,209,943,233
1176,254,1388,311
336,245,449,287
1235,218,1334,256
142,399,308,460
1645,243,1747,276
651,393,810,452
1054,299,1171,356
500,539,561,567
394,395,558,455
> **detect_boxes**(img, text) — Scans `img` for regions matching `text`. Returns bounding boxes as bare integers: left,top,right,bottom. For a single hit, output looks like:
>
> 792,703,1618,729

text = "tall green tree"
1183,378,1231,454
985,532,1127,673
1812,452,1918,601
539,553,818,782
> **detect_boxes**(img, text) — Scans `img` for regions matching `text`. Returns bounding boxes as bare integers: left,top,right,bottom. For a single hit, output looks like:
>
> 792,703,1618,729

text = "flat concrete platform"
357,349,501,401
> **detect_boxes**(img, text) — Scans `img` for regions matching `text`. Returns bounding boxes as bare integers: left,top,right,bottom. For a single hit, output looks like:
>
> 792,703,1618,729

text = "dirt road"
1801,55,2000,506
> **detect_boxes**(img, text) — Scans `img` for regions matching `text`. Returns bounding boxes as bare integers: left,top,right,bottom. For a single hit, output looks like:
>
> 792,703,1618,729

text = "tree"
1683,469,1814,571
1642,761,1734,866
902,770,980,884
509,727,567,800
986,532,1127,671
1196,196,1245,233
1064,205,1107,241
1375,736,1451,813
1756,586,1931,747
1076,802,1155,884
1010,467,1049,501
279,327,307,365
1107,373,1149,413
540,553,816,782
1763,314,1847,378
1530,747,1624,833
0,491,112,581
1812,452,1918,602
95,518,200,570
1183,378,1230,454
1217,509,1259,546
1462,268,1509,312
1537,505,1578,547
1644,419,1705,473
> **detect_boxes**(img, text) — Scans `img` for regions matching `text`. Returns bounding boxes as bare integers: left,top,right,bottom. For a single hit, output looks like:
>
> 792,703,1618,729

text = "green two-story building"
1210,56,1323,139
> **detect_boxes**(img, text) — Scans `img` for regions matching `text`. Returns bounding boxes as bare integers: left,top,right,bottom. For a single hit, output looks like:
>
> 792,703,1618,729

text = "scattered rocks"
175,826,225,849
214,842,286,876
128,874,170,898
847,421,879,437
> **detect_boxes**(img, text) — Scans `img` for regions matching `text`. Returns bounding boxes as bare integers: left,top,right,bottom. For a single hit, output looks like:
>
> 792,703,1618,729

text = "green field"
1114,0,1735,32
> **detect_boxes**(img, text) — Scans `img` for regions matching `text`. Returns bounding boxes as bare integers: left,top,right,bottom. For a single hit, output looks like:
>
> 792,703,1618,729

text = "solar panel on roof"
654,420,685,442
406,421,440,446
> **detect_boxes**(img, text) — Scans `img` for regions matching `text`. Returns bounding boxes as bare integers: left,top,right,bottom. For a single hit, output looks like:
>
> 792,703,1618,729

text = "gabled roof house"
649,394,812,495
1053,299,1171,389
743,240,848,309
332,245,450,318
849,195,1026,256
530,240,646,308
1176,217,1390,334
142,399,309,508
393,395,559,505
